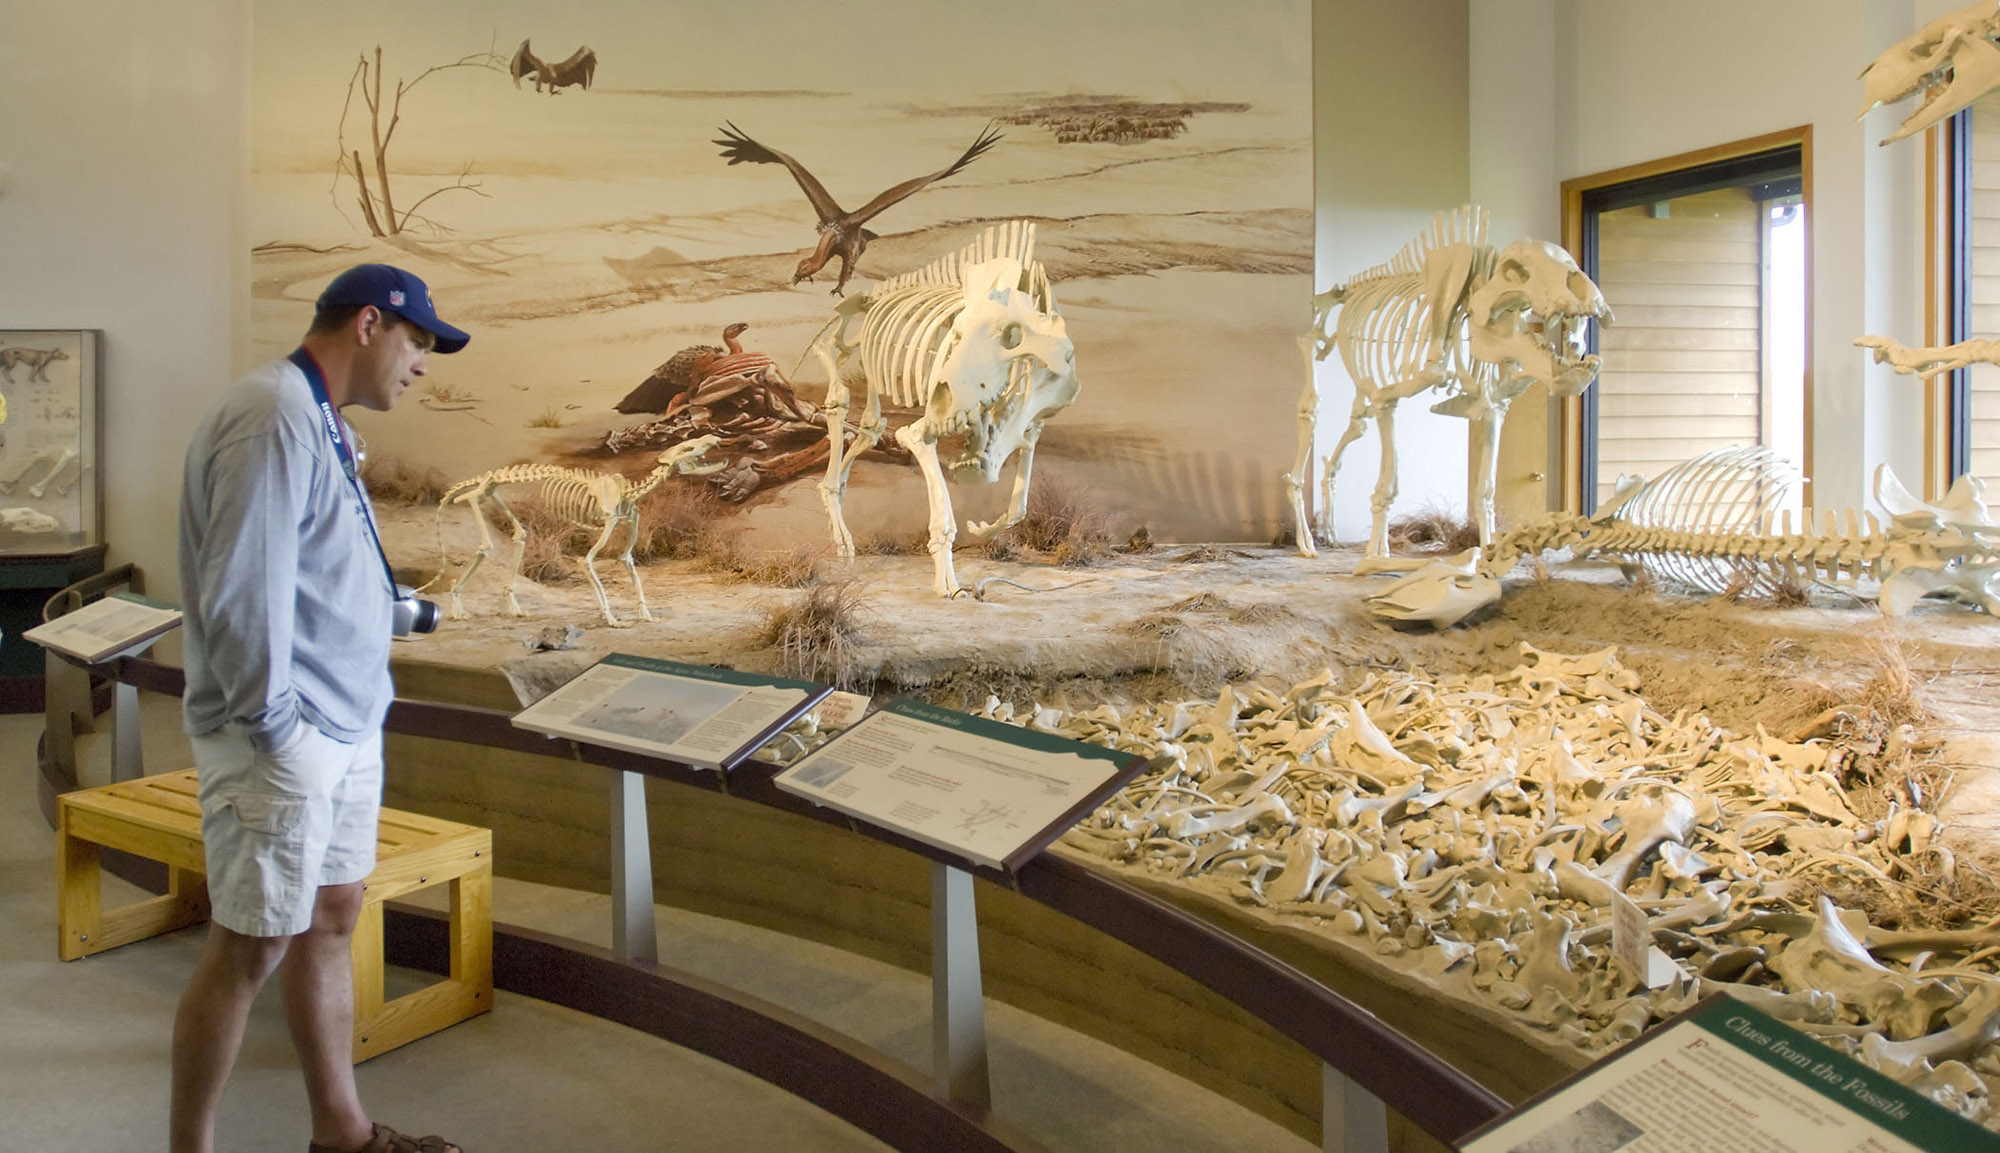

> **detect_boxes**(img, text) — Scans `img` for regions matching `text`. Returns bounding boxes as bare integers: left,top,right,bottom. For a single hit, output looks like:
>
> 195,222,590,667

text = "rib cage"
859,221,1052,409
1603,446,1802,593
438,464,620,527
536,472,619,526
1326,207,1493,399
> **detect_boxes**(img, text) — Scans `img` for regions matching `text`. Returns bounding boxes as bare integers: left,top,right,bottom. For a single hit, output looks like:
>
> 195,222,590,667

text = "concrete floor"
2,697,1312,1152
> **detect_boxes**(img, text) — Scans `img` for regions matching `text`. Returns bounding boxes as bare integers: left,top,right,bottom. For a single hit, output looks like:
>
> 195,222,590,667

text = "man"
172,264,469,1153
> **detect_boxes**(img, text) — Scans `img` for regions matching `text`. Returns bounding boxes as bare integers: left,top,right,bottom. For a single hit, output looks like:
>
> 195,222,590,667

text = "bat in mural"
509,39,596,94
713,121,1002,295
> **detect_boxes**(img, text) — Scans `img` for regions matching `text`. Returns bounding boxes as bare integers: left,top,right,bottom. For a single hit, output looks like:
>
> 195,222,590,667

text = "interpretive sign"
513,653,830,771
773,698,1147,873
23,591,181,664
1458,994,2000,1152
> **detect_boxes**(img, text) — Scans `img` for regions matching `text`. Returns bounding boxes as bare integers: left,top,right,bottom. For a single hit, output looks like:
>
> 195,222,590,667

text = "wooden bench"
56,768,493,1062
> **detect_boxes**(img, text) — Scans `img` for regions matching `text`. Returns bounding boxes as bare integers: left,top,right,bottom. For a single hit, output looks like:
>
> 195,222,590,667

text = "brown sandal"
308,1122,462,1153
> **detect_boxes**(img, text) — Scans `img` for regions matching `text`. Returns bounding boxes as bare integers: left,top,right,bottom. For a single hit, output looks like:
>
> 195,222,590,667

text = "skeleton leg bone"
897,424,962,596
580,515,626,627
615,511,656,623
1287,334,1320,558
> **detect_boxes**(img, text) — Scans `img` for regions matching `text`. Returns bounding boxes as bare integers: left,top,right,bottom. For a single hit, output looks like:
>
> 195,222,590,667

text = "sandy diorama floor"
383,506,1995,746
379,501,2000,1120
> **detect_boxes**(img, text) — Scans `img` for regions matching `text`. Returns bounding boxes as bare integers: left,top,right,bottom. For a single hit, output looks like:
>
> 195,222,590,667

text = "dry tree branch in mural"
332,45,507,237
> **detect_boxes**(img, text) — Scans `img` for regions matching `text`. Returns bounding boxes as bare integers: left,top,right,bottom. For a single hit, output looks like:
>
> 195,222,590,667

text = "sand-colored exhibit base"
374,538,2000,1143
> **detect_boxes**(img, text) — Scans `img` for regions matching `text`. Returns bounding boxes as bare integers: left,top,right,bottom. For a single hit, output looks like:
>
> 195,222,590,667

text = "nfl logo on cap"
389,289,406,307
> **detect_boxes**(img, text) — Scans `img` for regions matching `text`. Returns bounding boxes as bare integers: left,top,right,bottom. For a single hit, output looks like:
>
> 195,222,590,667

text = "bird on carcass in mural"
713,121,1002,295
607,323,908,501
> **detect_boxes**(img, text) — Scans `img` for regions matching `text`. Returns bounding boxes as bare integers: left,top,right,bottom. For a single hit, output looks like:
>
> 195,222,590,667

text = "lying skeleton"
1364,447,2000,628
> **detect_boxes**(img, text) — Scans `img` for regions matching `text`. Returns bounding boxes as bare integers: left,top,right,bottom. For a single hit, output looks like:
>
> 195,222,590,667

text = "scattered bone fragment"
1033,645,2000,1125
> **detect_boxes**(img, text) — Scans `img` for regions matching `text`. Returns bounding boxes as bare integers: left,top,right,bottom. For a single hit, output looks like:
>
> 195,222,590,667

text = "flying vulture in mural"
713,121,1003,295
509,40,596,94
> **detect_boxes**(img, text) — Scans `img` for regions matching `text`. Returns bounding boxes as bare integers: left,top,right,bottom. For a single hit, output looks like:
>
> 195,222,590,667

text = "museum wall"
0,0,252,622
1506,0,1933,511
1313,0,1472,540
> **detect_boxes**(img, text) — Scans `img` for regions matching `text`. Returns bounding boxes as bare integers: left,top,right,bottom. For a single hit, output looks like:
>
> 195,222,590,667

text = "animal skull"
925,258,1079,483
1860,1,2000,145
1465,239,1612,400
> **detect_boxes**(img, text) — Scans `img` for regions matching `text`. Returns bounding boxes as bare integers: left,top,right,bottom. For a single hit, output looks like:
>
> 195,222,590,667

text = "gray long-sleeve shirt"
180,356,393,751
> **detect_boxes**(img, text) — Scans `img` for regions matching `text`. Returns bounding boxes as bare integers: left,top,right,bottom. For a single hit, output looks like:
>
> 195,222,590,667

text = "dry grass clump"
1719,565,1814,607
981,476,1116,567
526,406,566,429
423,381,476,404
1126,612,1237,691
1169,544,1253,564
1386,507,1481,554
506,497,597,585
1765,629,1929,747
760,580,873,689
630,480,728,563
856,528,932,556
718,543,827,588
363,455,451,505
1770,578,1812,607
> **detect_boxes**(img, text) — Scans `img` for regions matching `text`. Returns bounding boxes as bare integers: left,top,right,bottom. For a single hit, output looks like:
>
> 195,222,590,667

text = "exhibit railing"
37,594,1509,1153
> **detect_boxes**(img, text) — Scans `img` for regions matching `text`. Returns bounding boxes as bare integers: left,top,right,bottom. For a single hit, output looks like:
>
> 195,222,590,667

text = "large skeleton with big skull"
1289,206,1612,567
810,221,1080,596
1860,0,2000,145
1857,3,2000,444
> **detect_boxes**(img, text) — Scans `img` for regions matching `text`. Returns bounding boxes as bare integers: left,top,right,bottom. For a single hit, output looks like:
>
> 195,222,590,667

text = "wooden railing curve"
44,652,1509,1148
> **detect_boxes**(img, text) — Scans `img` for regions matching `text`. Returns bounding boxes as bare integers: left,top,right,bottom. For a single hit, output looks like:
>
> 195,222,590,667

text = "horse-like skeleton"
1290,206,1611,568
425,436,724,627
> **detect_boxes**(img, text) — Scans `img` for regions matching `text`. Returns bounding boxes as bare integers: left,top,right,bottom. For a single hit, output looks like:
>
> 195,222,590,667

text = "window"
1949,98,2000,494
1561,130,1811,512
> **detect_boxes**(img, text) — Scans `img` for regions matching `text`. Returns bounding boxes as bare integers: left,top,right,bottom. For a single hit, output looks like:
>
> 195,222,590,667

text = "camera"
391,584,441,636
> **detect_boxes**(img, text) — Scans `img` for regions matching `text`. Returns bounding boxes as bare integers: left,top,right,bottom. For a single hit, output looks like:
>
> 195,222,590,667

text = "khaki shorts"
192,722,382,937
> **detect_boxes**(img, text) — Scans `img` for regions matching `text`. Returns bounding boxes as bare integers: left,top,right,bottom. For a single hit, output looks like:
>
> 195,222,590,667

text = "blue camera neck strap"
287,347,400,597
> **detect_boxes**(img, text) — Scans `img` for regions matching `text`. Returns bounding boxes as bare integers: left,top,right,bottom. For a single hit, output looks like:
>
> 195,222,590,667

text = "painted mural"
251,1,1313,546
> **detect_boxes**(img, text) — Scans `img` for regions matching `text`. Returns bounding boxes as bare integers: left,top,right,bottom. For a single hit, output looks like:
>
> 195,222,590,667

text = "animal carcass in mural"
809,220,1079,596
427,436,726,627
714,121,1003,295
1290,206,1612,568
1859,0,2000,144
604,323,890,501
1368,447,2000,628
509,40,597,94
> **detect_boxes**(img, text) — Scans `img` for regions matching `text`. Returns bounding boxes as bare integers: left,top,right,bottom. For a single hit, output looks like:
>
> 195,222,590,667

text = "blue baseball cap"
315,264,470,354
